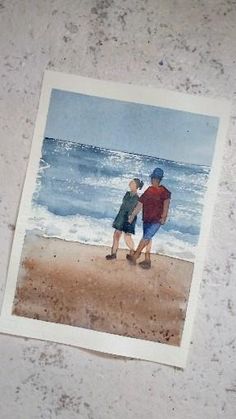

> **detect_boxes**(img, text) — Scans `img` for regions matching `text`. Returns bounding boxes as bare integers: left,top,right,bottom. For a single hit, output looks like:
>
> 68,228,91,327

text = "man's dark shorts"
143,222,161,240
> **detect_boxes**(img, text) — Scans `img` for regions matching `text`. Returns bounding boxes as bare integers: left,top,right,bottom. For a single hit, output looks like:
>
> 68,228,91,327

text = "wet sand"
13,231,194,346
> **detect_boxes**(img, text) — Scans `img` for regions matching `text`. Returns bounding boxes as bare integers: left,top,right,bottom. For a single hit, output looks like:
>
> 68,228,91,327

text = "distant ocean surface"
27,137,210,261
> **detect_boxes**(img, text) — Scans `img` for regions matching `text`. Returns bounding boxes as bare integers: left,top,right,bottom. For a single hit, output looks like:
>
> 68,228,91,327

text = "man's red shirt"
139,185,171,223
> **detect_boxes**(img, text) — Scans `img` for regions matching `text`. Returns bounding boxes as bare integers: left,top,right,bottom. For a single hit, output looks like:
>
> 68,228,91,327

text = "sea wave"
28,137,210,262
27,204,195,261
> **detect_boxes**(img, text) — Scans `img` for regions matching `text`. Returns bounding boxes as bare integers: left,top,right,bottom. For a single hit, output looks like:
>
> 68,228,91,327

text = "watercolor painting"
12,86,218,347
0,72,229,366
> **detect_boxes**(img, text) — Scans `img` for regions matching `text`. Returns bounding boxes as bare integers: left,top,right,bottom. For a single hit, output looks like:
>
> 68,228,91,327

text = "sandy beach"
13,231,194,346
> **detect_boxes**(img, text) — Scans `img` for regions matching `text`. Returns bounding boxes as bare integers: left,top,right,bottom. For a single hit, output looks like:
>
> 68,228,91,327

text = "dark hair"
133,178,144,190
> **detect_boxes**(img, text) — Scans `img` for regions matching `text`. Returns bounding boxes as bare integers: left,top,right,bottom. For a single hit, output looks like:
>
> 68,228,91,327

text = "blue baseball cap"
150,167,164,180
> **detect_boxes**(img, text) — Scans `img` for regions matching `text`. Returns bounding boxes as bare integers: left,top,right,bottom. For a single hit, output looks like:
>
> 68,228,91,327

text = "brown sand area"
13,231,194,346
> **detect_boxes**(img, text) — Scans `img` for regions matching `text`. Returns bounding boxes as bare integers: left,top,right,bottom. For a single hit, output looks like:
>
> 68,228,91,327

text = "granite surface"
0,1,236,418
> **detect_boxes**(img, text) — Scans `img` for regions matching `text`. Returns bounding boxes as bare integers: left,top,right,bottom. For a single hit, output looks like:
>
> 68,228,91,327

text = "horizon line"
44,136,210,169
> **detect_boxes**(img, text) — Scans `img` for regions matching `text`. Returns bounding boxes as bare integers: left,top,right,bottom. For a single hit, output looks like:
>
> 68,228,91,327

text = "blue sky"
44,89,219,166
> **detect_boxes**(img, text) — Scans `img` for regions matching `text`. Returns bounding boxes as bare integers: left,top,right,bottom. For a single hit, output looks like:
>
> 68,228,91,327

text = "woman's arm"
128,202,143,223
160,198,170,224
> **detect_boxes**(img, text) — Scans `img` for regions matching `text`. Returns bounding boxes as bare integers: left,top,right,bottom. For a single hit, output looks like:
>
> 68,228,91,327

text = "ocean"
27,137,210,261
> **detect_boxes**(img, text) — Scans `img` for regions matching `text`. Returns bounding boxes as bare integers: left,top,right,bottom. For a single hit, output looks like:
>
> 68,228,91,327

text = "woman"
106,178,144,260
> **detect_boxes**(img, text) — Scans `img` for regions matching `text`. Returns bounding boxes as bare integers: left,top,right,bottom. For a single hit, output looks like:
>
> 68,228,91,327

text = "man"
127,167,171,269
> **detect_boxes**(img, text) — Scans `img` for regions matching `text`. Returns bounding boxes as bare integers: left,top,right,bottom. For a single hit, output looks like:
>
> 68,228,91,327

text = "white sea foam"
26,204,195,262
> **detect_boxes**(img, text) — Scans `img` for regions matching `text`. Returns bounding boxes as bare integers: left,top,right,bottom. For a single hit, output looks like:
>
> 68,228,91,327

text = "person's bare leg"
113,230,122,253
106,230,122,259
127,239,150,264
146,240,152,253
139,240,152,269
124,233,135,255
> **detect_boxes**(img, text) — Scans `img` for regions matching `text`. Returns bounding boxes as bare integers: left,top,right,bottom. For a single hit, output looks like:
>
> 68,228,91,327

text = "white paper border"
0,70,231,368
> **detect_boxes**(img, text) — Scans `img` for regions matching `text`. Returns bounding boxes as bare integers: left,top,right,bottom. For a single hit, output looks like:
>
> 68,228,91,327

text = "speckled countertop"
0,1,236,418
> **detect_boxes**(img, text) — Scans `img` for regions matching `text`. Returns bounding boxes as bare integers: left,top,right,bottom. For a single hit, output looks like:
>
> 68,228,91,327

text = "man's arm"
160,198,170,224
128,202,143,223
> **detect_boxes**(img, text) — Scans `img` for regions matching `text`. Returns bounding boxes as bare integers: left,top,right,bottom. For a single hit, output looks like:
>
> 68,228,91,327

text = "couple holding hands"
106,167,171,269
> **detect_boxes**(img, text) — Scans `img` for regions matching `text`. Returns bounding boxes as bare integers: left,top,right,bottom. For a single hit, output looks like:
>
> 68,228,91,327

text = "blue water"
29,137,210,261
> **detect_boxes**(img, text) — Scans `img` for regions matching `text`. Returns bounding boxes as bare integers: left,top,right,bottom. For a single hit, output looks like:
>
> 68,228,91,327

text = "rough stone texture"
0,0,236,418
